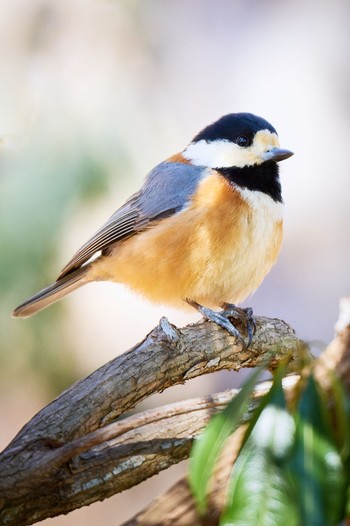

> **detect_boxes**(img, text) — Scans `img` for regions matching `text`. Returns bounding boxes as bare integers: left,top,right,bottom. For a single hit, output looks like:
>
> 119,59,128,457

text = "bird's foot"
220,303,256,348
186,299,255,349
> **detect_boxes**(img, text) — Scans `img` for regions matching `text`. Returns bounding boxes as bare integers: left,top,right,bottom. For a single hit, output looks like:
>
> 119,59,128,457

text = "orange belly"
89,173,283,308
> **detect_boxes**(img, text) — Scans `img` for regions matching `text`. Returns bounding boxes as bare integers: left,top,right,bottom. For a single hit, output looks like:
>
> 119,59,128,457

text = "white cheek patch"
183,139,250,168
183,130,280,169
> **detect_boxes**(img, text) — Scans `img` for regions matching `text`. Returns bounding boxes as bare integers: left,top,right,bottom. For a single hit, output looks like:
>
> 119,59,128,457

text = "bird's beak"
263,147,294,163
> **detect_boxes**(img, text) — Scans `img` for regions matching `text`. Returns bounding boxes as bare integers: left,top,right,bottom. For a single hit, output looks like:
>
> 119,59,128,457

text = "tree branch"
124,298,350,526
0,315,303,526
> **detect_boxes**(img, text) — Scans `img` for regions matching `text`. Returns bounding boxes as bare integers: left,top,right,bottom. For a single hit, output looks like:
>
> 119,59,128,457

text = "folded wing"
58,161,206,278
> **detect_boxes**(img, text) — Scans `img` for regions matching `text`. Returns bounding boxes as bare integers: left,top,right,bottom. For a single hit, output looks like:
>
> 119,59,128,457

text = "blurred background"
1,0,349,523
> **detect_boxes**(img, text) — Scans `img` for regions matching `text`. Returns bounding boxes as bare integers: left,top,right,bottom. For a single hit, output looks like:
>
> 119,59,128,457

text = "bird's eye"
236,135,249,147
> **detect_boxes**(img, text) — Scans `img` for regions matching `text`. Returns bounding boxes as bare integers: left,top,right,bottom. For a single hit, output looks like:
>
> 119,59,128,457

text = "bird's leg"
220,302,256,348
186,299,248,349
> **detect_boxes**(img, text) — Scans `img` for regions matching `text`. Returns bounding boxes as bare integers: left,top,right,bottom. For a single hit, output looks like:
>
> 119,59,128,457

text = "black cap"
192,113,277,147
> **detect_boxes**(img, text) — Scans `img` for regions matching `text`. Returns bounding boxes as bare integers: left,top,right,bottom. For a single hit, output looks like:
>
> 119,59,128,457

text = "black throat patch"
216,162,283,203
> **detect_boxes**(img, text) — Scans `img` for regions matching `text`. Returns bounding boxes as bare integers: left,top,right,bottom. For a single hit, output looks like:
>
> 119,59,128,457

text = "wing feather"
58,205,139,277
58,161,206,279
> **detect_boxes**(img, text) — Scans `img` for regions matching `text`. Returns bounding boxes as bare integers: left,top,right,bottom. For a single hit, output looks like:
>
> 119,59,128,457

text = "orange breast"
90,173,283,308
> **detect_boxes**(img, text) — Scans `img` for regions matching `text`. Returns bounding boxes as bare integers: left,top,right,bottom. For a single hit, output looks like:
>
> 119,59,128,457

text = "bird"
13,112,293,347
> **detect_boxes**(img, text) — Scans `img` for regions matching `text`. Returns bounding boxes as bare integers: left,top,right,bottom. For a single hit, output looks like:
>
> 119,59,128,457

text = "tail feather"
12,265,91,318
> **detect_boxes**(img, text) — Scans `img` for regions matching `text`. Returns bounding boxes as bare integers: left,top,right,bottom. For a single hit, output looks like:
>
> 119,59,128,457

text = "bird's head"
183,113,293,169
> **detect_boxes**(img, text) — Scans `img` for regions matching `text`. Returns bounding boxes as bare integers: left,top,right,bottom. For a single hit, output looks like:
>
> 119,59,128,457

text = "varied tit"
13,112,293,346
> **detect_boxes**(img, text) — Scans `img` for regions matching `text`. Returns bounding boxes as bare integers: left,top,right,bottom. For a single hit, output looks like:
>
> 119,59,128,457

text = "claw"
186,299,255,349
220,303,256,348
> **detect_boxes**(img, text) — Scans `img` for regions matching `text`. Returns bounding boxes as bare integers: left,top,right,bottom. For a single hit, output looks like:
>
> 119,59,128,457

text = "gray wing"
58,161,206,278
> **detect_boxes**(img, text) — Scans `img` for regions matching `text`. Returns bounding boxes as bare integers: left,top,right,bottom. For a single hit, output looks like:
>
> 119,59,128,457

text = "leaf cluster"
189,366,350,525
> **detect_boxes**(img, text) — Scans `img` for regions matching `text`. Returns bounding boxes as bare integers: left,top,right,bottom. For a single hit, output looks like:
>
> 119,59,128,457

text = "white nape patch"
237,186,284,220
183,130,279,169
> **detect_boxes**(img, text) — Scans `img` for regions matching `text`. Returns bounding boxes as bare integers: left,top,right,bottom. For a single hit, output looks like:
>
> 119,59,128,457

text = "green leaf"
250,374,295,458
240,364,294,457
331,374,350,460
329,376,350,520
220,447,298,526
189,368,261,513
346,484,350,520
330,376,347,446
221,369,298,526
288,374,345,525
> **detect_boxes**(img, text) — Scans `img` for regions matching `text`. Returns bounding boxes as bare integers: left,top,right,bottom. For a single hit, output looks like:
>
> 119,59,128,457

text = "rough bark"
0,315,303,526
